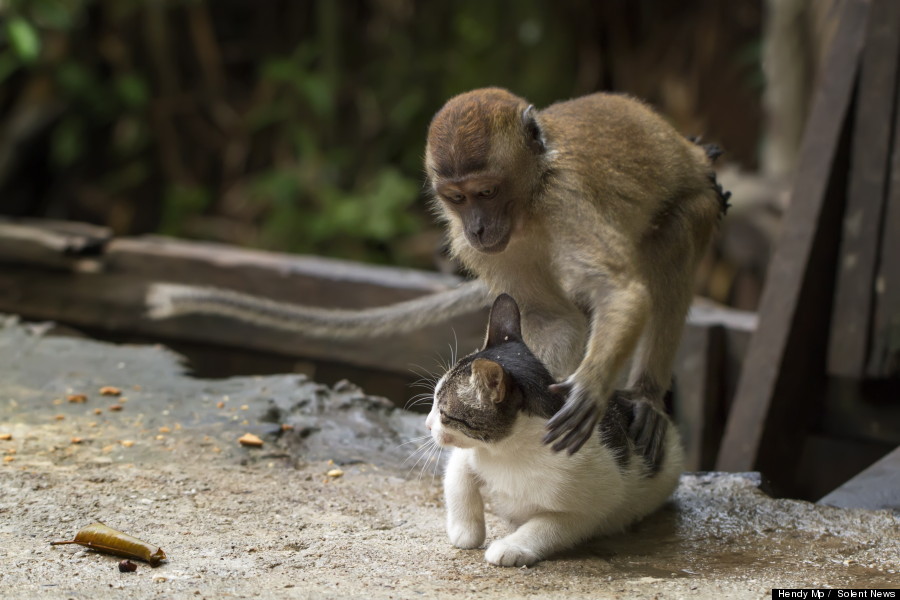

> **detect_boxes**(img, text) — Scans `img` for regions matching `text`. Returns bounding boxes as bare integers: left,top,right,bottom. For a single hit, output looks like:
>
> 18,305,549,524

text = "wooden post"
828,0,900,378
868,59,900,377
716,0,868,487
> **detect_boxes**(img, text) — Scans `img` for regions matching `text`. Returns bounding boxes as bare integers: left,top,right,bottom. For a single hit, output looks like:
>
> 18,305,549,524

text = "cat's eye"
439,409,478,431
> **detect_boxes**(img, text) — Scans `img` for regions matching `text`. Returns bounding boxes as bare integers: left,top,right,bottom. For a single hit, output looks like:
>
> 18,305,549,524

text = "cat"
425,293,684,567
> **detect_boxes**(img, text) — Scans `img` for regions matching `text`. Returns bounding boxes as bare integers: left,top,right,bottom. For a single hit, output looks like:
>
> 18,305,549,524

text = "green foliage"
6,17,41,64
161,184,212,237
0,0,649,266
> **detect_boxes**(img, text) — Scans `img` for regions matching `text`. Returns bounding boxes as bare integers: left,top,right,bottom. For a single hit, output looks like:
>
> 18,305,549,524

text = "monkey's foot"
626,396,668,473
543,381,602,455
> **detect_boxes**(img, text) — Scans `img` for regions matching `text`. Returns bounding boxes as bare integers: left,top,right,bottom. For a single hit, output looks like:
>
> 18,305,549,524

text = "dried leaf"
51,522,166,566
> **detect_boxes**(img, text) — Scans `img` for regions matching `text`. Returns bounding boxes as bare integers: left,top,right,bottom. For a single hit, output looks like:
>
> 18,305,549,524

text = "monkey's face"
425,88,546,255
435,176,514,253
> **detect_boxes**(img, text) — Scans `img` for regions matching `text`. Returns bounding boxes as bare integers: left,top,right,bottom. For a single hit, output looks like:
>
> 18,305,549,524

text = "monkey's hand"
543,380,603,455
626,397,668,472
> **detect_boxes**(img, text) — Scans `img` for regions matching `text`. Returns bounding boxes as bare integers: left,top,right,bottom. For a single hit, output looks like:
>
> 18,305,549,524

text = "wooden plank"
828,0,900,378
106,236,465,309
819,445,900,510
868,65,900,377
673,323,725,471
0,218,111,269
716,0,868,481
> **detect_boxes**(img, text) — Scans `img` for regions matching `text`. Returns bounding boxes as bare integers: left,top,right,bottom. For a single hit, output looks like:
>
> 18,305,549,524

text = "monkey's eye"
445,193,466,205
477,187,498,199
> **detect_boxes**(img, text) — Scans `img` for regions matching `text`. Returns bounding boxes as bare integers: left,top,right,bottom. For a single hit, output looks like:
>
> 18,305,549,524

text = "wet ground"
1,316,898,599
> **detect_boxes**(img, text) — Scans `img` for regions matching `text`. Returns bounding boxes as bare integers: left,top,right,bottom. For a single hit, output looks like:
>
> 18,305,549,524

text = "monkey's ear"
522,105,546,154
471,358,508,404
484,293,523,348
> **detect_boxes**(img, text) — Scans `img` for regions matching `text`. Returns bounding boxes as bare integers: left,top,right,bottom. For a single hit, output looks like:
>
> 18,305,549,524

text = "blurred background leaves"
0,0,764,270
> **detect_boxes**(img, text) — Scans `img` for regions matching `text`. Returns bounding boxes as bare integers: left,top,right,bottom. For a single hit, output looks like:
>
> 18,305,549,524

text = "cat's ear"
471,358,508,404
484,293,523,348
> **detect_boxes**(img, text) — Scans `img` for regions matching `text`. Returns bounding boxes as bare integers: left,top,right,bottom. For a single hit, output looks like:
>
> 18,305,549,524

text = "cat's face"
426,356,519,448
427,293,554,449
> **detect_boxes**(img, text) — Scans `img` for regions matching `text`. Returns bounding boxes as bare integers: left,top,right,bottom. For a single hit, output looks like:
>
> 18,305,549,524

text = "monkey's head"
425,88,547,254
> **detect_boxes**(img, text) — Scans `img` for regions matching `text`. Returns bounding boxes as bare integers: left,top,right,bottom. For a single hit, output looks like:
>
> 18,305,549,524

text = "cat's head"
426,294,560,448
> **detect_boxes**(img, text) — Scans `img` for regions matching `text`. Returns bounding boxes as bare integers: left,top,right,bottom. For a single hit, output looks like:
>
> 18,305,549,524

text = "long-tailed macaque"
148,88,728,458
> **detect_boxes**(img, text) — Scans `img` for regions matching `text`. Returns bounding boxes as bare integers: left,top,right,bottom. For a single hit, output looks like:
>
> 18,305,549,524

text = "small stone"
100,387,122,396
238,433,264,447
326,469,344,479
118,560,137,572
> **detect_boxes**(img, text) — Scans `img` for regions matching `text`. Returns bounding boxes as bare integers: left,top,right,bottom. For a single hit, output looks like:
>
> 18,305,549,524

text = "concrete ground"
1,316,898,599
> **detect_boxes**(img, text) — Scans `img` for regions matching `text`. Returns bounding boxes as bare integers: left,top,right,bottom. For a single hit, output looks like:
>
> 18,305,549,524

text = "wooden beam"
673,323,725,471
828,0,900,378
819,445,900,510
716,0,868,482
106,236,464,308
868,54,900,377
0,218,111,269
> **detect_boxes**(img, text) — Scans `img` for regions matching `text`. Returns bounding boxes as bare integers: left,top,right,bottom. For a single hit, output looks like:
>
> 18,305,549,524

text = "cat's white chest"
462,417,621,523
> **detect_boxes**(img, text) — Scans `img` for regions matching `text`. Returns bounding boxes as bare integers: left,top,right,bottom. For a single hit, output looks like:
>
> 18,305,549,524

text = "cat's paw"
485,538,541,567
448,519,485,549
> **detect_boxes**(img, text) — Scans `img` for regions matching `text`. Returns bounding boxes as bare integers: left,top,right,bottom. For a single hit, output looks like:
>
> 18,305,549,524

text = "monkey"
148,88,729,460
423,88,727,457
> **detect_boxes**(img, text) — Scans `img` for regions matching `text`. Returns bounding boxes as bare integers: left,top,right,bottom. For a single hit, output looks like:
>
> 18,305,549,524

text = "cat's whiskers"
434,354,451,375
404,392,434,411
431,447,444,485
416,440,444,483
408,380,436,391
403,437,434,466
406,361,443,412
394,434,431,450
405,438,438,479
449,328,459,366
408,364,441,386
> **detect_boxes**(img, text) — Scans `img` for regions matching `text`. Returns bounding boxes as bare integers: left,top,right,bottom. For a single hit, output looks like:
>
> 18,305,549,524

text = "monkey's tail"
146,280,490,339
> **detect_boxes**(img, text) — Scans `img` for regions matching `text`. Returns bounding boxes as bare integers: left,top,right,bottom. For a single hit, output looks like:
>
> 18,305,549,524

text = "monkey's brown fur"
426,88,724,455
